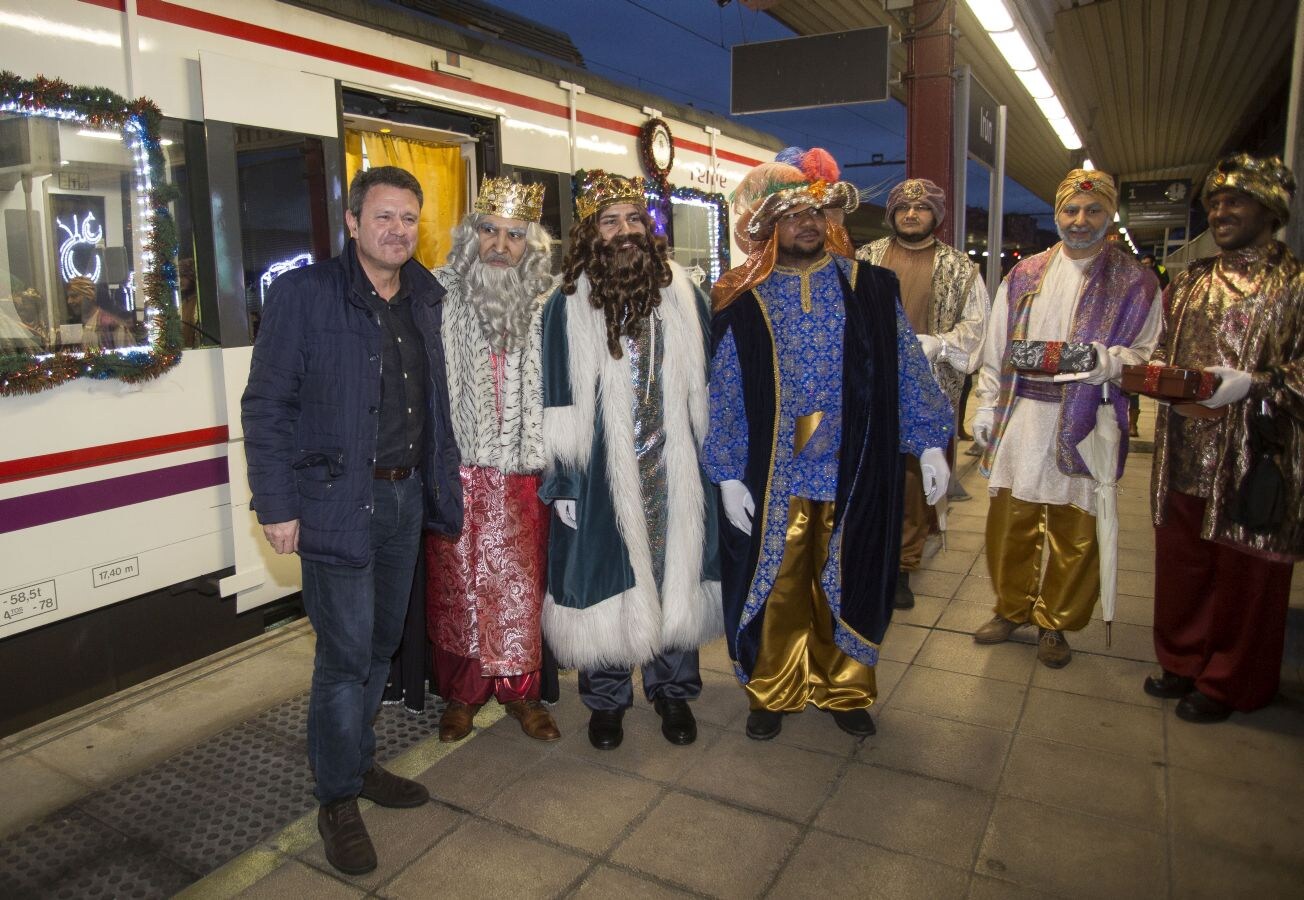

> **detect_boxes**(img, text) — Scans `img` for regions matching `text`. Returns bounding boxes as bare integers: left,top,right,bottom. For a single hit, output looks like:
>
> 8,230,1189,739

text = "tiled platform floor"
2,421,1303,898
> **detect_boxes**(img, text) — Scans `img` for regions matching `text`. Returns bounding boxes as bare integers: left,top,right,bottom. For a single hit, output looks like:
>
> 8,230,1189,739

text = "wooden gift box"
1009,340,1096,374
1121,364,1218,401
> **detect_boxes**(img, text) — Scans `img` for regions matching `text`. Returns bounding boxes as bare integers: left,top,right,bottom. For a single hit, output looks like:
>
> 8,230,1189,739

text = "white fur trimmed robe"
539,262,723,670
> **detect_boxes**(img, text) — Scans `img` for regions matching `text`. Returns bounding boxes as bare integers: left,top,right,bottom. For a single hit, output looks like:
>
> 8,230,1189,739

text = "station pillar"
905,0,958,246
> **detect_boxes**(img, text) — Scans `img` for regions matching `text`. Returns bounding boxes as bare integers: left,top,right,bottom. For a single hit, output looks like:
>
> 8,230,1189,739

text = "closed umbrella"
1074,383,1121,646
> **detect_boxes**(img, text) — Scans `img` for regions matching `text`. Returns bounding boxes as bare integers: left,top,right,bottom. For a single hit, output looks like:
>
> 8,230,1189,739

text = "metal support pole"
124,0,141,99
953,65,970,252
905,0,958,246
1284,0,1303,255
558,81,586,174
985,105,1006,301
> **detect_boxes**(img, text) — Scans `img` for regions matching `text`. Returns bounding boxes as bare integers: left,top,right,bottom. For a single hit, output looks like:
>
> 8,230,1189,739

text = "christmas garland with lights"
0,71,181,397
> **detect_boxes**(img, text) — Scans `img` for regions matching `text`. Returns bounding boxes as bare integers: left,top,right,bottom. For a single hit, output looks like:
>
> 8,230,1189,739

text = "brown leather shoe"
504,699,561,741
973,615,1021,644
318,798,376,876
360,762,428,808
1037,628,1072,668
438,701,479,742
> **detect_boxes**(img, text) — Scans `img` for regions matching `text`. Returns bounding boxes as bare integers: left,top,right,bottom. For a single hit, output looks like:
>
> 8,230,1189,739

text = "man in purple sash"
971,170,1162,668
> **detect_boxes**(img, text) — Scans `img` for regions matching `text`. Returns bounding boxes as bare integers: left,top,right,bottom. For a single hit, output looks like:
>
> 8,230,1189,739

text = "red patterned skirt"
426,466,549,677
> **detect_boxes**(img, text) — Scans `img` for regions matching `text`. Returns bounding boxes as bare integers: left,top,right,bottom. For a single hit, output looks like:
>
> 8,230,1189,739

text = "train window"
670,194,728,289
235,127,330,340
0,75,189,395
157,118,220,350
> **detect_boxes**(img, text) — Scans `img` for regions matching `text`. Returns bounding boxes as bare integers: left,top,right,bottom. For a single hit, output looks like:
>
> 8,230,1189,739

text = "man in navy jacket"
242,166,462,876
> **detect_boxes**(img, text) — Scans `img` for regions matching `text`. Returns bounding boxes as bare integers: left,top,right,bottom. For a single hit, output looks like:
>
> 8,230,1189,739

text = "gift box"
1009,340,1097,374
1121,364,1219,401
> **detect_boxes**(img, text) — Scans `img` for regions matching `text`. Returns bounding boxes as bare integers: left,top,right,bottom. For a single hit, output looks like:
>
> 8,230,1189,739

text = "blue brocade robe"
704,256,952,680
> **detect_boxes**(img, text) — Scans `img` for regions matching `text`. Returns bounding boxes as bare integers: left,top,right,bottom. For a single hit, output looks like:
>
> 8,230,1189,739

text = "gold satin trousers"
984,489,1099,632
745,496,877,712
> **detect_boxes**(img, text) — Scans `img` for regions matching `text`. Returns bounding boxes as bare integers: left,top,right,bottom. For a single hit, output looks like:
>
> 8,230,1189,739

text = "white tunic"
976,248,1163,514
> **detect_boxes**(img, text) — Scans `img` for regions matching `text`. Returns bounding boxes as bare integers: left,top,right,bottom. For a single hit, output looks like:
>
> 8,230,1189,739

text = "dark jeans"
579,648,701,711
301,476,423,804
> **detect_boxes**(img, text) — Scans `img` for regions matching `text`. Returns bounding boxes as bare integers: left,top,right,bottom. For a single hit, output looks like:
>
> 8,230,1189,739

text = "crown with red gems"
574,170,646,221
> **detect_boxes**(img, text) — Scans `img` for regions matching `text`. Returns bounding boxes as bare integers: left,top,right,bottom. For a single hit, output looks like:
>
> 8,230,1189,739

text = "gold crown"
474,176,545,223
575,170,646,221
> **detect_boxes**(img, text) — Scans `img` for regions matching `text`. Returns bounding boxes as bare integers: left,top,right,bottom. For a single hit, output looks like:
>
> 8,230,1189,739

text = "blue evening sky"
483,0,1050,218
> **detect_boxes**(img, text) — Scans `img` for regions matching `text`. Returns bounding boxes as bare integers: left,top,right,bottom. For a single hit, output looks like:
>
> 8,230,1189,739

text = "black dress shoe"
1143,670,1196,700
653,698,698,745
1175,690,1233,724
745,709,783,740
831,708,877,737
318,798,377,876
893,572,915,610
587,708,625,750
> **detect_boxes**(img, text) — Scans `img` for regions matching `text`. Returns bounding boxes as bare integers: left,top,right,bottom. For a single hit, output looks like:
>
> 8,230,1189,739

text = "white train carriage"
0,0,782,733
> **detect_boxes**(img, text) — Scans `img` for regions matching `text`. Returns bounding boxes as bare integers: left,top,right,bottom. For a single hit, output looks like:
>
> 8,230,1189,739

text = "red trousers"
434,645,539,706
1154,491,1294,711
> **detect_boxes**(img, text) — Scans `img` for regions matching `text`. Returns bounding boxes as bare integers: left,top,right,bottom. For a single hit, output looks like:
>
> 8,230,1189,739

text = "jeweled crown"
575,170,646,221
474,176,545,223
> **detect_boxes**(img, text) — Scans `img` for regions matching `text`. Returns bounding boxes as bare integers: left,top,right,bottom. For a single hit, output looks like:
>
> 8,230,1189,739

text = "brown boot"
438,700,479,742
360,762,428,808
973,615,1021,644
504,699,561,741
318,798,376,876
1037,628,1072,668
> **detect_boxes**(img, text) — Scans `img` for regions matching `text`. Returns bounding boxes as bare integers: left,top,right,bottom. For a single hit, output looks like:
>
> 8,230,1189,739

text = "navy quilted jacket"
241,242,463,566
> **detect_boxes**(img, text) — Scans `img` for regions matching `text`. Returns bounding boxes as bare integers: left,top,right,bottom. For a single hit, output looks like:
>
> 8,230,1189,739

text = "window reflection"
0,112,148,352
235,127,329,339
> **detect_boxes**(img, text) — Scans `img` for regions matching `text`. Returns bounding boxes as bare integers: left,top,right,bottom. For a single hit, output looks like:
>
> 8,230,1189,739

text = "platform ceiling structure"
765,0,1297,223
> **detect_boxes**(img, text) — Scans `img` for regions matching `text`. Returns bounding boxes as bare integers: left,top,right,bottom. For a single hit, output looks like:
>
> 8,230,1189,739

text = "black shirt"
353,256,427,469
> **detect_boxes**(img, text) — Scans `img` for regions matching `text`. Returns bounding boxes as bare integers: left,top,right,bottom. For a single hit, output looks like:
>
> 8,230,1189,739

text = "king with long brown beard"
540,170,722,751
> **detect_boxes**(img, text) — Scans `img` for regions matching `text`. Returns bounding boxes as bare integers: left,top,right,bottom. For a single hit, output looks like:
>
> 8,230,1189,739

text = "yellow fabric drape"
344,131,466,269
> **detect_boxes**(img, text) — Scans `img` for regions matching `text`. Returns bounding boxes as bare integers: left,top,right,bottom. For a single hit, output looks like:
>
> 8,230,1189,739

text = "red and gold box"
1121,364,1219,401
1009,340,1096,374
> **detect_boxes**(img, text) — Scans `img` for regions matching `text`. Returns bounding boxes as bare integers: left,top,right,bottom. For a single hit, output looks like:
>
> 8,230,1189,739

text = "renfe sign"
967,73,999,169
731,27,891,115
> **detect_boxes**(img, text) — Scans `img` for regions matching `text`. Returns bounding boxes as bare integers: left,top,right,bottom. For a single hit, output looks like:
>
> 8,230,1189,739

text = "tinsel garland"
0,71,182,397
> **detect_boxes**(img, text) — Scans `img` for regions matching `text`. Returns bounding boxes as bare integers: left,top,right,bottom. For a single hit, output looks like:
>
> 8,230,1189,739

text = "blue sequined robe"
704,255,952,679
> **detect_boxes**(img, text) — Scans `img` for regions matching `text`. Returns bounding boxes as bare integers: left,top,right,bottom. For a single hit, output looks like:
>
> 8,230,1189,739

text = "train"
0,0,785,734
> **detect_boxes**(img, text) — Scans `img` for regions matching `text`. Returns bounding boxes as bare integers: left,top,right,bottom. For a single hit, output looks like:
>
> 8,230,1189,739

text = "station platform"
3,421,1303,898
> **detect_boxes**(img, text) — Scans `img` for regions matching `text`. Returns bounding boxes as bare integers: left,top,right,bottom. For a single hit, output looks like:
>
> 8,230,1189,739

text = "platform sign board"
1121,179,1192,228
731,27,890,115
967,74,999,169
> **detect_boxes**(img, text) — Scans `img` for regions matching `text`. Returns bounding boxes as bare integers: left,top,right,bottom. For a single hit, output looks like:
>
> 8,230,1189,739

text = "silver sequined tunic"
624,312,668,589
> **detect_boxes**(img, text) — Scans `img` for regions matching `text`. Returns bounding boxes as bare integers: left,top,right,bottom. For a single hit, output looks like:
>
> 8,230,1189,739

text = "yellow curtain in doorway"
344,131,466,269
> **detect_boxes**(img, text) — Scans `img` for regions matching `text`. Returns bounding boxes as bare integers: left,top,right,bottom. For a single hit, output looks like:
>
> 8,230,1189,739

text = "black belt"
373,466,414,481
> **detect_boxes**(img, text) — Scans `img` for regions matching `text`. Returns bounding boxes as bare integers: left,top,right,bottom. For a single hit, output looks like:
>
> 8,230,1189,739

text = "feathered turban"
712,147,859,309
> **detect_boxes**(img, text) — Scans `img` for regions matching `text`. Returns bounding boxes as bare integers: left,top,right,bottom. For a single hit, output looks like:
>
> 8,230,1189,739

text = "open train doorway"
341,88,498,269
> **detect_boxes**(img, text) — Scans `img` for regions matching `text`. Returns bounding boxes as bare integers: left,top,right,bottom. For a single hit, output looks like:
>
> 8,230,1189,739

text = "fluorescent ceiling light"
1083,159,1095,170
1051,119,1083,149
990,29,1036,71
1036,96,1067,121
964,0,1013,31
1015,67,1054,99
77,129,122,141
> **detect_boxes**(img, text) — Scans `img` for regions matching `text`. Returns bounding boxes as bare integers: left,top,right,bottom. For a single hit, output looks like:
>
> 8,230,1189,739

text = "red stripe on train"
0,426,229,485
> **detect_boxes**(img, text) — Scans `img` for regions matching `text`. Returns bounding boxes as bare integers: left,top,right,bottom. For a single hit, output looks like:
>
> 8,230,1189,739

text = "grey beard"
1057,221,1110,251
465,260,538,352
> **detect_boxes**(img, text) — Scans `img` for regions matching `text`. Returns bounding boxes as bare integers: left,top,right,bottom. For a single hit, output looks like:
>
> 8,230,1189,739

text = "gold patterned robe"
1150,241,1304,562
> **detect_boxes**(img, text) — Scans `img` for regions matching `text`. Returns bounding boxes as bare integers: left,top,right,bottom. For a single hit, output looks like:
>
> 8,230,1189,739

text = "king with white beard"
425,177,562,743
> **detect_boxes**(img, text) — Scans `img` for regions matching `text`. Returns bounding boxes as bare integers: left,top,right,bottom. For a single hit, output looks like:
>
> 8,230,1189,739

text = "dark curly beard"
561,218,672,358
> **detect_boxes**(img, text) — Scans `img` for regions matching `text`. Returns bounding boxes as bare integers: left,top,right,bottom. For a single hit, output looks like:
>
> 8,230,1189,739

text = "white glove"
919,447,950,506
972,407,995,449
554,499,577,530
1081,342,1124,385
917,333,942,363
1198,365,1252,408
720,479,755,536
